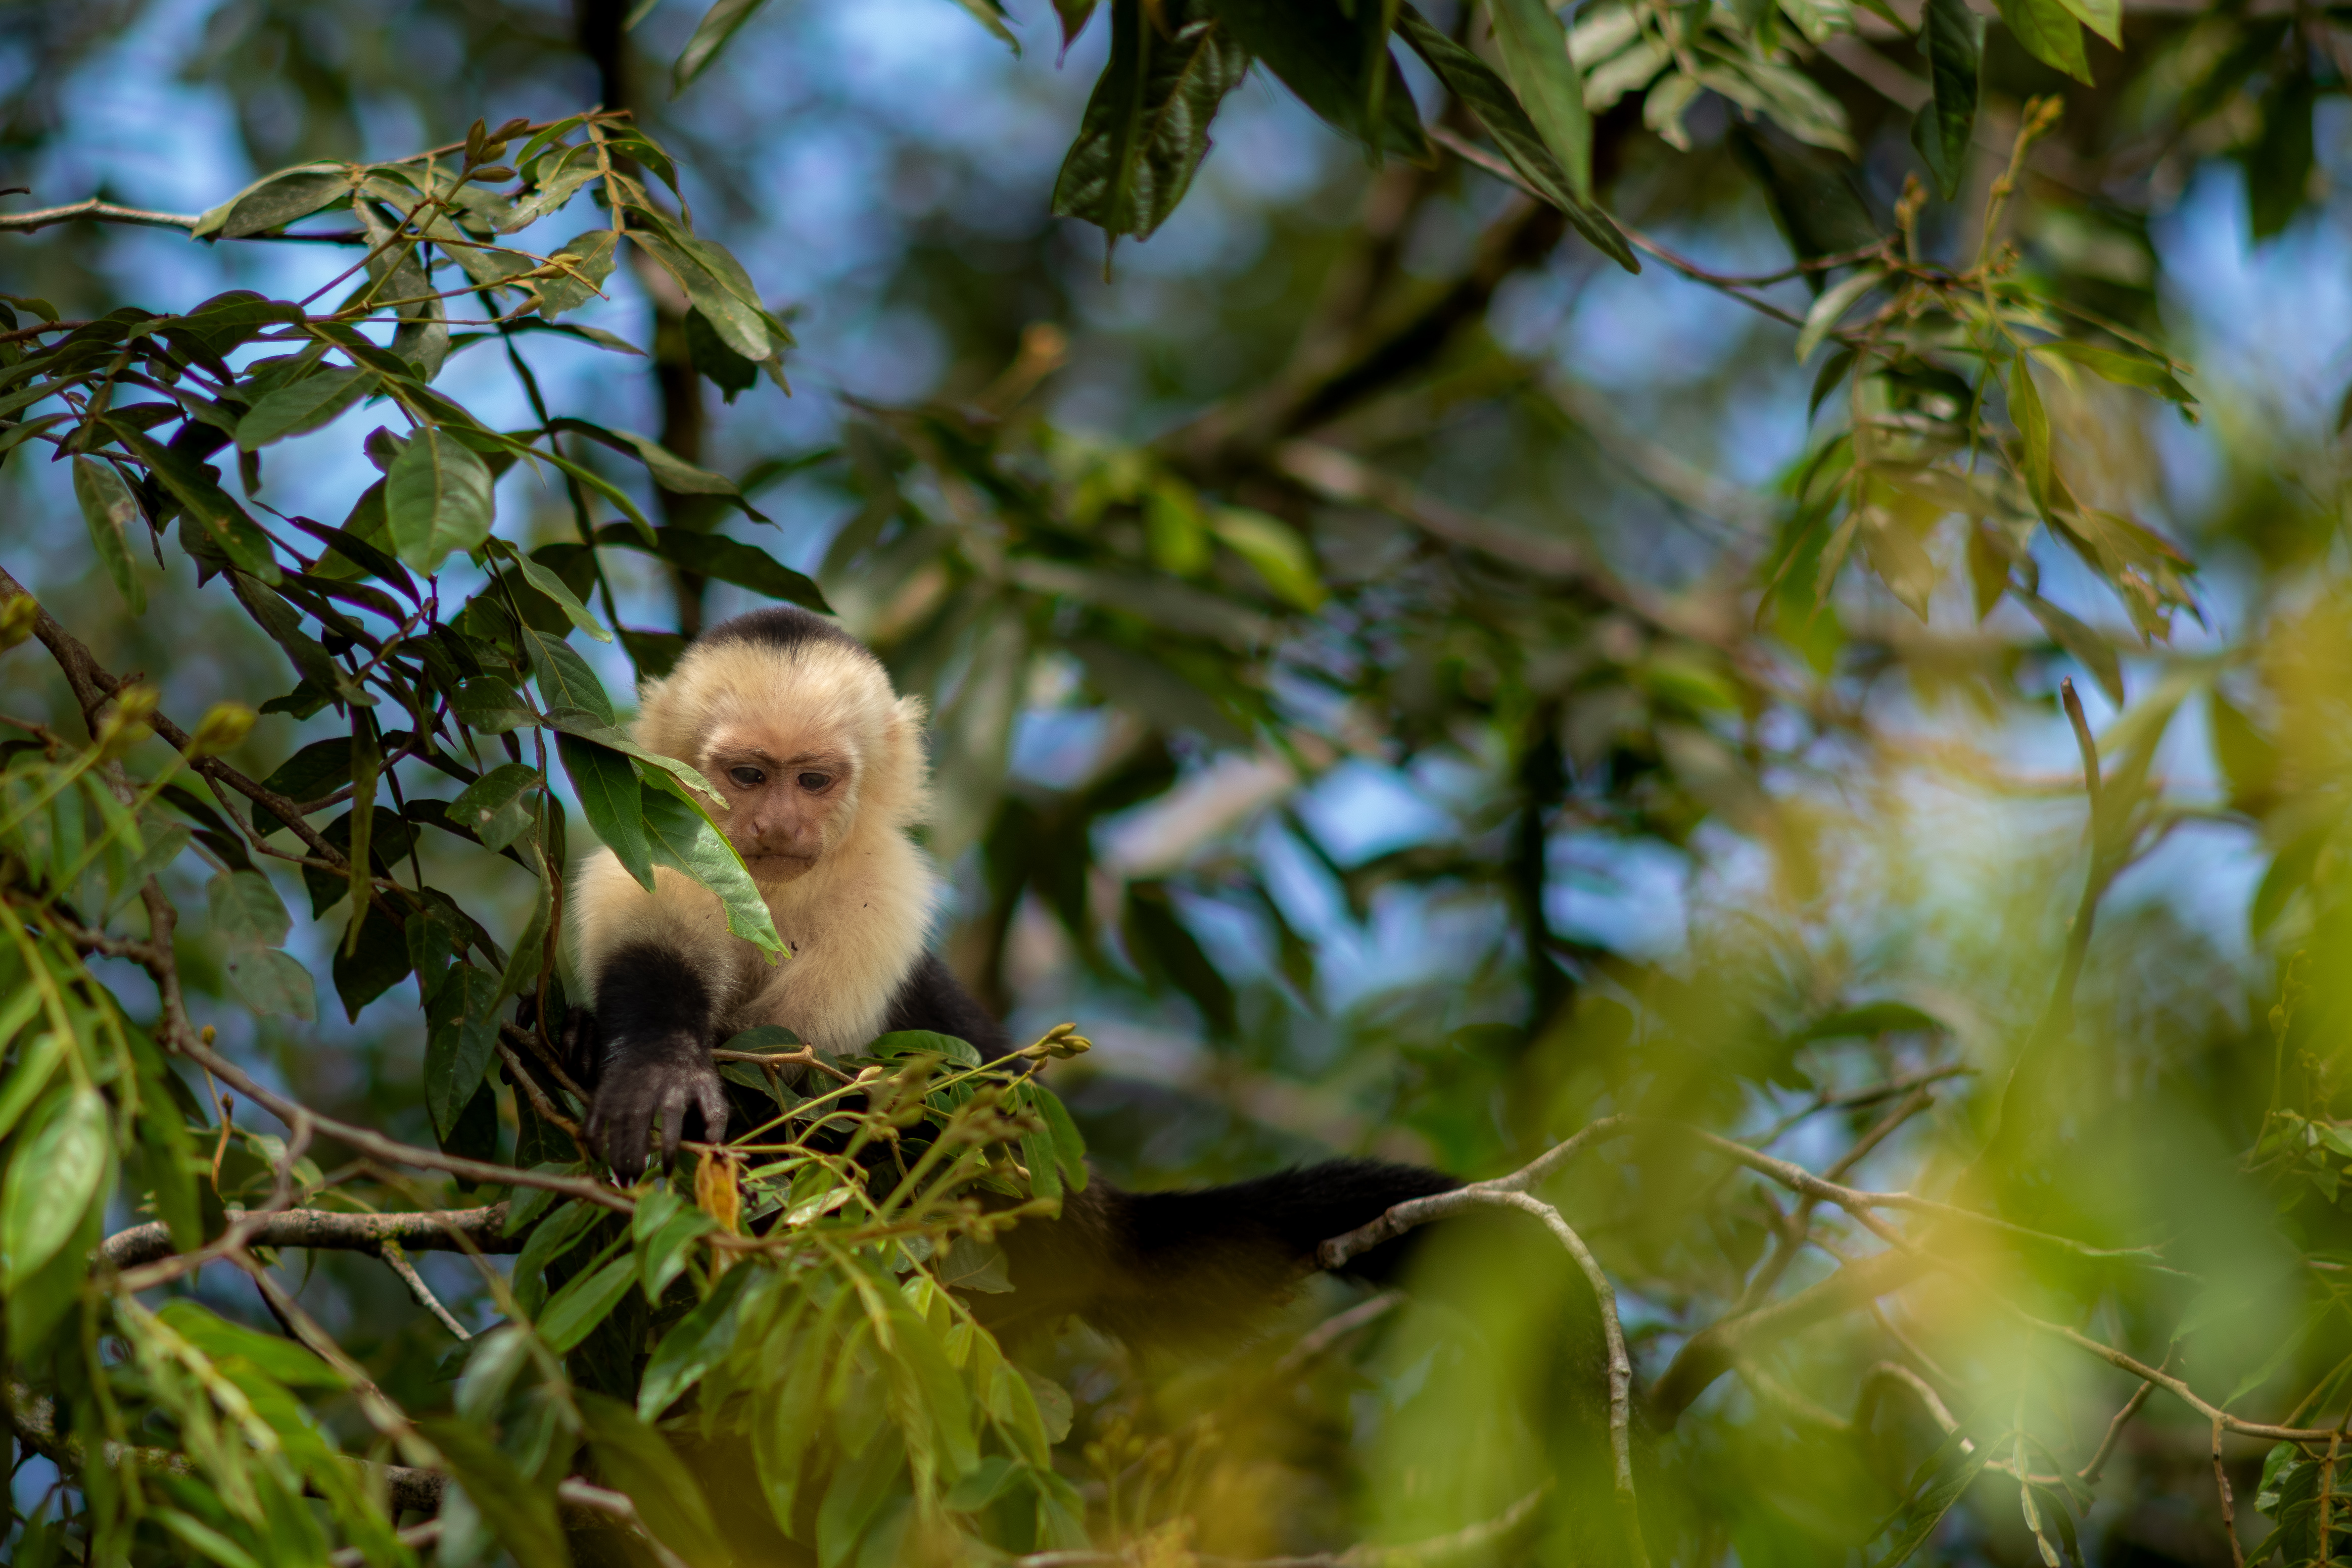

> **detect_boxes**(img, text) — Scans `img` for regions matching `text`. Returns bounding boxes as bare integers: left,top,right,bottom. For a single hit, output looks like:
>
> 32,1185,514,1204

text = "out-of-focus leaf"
208,868,292,948
415,1420,570,1568
106,423,282,583
1487,0,1591,197
675,0,774,88
0,1032,66,1147
2031,340,2195,405
578,1392,731,1566
1051,0,1250,244
1875,1418,1996,1566
684,306,761,403
2010,350,2052,510
2021,593,2123,706
2,1087,109,1285
1796,1000,1947,1041
72,457,145,614
1992,0,2090,83
2245,70,2317,240
1209,507,1325,609
1909,0,1981,200
536,1251,637,1352
638,1265,752,1419
1794,266,1884,364
1054,0,1099,51
385,426,495,575
1728,125,1880,270
226,947,316,1020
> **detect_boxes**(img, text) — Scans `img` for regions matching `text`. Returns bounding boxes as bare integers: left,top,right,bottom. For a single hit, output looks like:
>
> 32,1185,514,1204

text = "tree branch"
102,1205,520,1272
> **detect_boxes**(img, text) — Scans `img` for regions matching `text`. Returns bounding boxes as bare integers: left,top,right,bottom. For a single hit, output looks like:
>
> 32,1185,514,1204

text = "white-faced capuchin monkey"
564,605,1456,1346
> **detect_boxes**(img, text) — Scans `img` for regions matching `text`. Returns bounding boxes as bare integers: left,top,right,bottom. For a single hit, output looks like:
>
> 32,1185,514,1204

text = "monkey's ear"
882,694,934,824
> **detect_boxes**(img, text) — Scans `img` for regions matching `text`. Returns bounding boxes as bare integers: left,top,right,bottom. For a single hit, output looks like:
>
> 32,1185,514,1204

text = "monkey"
564,604,1457,1346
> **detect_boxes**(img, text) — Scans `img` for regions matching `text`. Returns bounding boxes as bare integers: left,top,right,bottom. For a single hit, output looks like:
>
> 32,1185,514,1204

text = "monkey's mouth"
742,849,819,870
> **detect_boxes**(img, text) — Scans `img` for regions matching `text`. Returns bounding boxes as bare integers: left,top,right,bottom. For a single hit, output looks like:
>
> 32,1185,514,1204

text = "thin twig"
1273,1293,1400,1380
2080,1379,2157,1482
378,1243,472,1340
2214,1415,2246,1567
101,1204,519,1271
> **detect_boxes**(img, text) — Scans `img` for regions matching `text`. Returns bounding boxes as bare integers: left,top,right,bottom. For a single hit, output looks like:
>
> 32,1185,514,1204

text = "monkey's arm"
570,852,762,1180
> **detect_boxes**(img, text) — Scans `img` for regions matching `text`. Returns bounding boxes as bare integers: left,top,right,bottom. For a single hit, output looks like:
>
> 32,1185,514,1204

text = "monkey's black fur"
696,603,867,657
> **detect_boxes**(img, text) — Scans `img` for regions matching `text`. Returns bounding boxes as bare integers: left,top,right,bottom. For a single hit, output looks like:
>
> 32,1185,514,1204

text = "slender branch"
0,199,201,233
2080,1380,2157,1483
103,1204,519,1271
1010,1487,1547,1567
1273,1293,1400,1380
328,1521,442,1567
379,1243,473,1339
2215,1415,2247,1568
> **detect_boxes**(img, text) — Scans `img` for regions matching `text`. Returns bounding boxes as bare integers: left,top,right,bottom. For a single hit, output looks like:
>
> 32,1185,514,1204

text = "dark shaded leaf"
1909,0,1981,200
72,456,146,614
425,964,504,1138
1051,0,1251,244
675,0,775,89
1207,0,1427,160
234,368,378,451
1487,0,1590,197
332,899,411,1021
560,734,653,889
191,165,350,240
1992,0,2090,83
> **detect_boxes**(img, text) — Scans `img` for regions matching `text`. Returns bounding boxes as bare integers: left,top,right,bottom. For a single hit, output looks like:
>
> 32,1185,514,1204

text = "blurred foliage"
2,0,2352,1562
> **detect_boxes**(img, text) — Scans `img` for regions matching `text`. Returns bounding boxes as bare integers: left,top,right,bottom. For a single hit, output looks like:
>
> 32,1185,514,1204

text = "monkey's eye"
728,766,766,788
797,772,831,792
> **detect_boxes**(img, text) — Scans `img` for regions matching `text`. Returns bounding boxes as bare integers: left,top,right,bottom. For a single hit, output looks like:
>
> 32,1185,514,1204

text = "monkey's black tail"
980,1157,1460,1351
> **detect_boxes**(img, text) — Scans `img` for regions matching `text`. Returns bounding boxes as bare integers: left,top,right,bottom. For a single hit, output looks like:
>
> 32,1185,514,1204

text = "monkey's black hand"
582,1034,728,1183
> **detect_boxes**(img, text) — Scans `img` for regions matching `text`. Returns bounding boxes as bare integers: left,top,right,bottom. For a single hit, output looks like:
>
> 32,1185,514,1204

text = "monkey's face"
703,726,857,880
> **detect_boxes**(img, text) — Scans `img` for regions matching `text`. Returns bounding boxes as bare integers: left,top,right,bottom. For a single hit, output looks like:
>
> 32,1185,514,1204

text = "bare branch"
380,1244,473,1340
2080,1380,2157,1483
103,1204,520,1272
1273,1293,1400,1380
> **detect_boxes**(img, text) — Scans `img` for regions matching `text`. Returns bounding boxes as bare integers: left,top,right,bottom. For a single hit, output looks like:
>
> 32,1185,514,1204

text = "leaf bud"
186,702,257,758
466,165,515,185
94,683,160,760
0,593,38,652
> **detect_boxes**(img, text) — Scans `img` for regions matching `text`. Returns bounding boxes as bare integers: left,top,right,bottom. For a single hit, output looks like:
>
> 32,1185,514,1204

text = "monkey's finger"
693,1076,729,1146
607,1096,656,1184
658,1084,692,1167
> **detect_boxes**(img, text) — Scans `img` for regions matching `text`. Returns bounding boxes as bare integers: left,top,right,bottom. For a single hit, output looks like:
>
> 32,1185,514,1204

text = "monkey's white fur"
567,634,940,1053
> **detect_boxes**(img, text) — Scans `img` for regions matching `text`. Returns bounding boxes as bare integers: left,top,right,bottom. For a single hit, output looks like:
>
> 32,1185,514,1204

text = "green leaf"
2051,0,2118,47
2,1087,109,1285
537,1251,638,1352
496,542,610,643
578,1392,732,1567
683,307,761,403
1393,8,1637,270
626,223,772,361
512,1201,602,1315
1208,0,1429,160
635,1202,714,1302
452,676,536,735
415,1419,569,1568
208,868,292,948
1054,0,1100,51
332,899,412,1020
1991,0,2089,83
0,1033,67,1146
2010,349,2052,511
448,763,542,853
548,417,768,521
156,1301,343,1388
637,1265,752,1418
641,782,785,953
1486,0,1592,198
2031,340,2195,405
425,964,503,1139
1909,0,1981,201
1051,0,1251,244
1030,1081,1090,1193
191,165,350,240
1727,125,1881,265
1874,1420,1996,1566
226,947,317,1020
523,629,616,725
72,457,146,615
1207,507,1325,609
1796,1000,1947,1041
2245,70,2317,240
233,368,378,451
597,525,831,612
560,734,654,890
385,426,495,575
535,228,619,319
1795,266,1883,364
2021,592,2123,706
106,423,281,584
676,0,775,88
